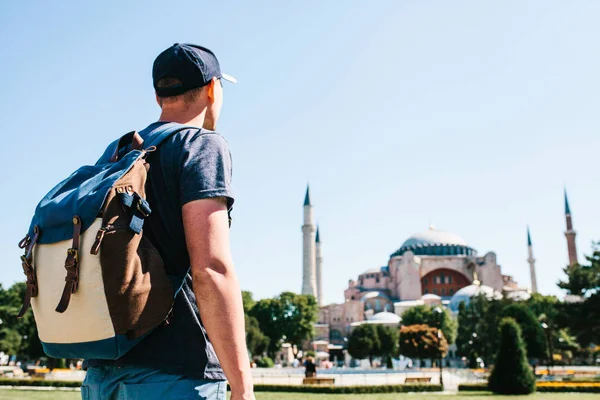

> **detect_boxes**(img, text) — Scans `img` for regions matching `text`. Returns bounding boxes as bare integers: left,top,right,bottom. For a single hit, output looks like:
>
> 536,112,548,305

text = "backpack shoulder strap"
140,122,201,150
96,123,201,165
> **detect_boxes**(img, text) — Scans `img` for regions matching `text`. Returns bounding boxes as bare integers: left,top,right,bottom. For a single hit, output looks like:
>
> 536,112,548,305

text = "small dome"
368,312,402,324
421,294,442,300
506,290,531,301
448,283,501,312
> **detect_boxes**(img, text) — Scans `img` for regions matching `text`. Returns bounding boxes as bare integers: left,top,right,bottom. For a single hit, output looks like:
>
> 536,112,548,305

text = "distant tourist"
304,357,317,378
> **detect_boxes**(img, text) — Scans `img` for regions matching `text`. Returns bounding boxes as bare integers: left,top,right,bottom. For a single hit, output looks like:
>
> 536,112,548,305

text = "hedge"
458,383,488,392
459,382,600,393
250,384,442,393
0,379,81,388
0,379,440,394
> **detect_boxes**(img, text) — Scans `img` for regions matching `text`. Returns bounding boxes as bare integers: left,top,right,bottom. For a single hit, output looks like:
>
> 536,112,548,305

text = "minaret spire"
315,225,323,306
301,185,318,300
527,226,538,293
304,184,311,206
564,188,578,267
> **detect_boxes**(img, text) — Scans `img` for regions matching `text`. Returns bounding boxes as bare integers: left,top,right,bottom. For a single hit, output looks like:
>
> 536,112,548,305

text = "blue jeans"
81,365,227,400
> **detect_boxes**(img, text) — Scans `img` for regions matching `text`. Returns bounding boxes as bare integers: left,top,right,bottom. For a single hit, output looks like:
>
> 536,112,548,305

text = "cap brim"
221,73,237,84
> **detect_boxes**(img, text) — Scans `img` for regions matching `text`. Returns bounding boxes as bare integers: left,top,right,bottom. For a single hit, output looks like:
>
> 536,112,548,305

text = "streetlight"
434,307,444,389
541,322,554,375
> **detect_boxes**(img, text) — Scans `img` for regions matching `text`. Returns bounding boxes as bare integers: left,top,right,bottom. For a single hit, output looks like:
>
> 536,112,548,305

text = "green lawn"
1,390,600,400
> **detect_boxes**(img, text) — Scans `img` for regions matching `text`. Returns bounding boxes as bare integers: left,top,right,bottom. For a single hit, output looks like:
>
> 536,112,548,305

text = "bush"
488,318,536,395
255,356,275,368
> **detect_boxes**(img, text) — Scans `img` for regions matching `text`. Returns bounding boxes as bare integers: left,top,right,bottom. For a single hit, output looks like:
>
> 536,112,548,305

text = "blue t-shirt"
86,122,232,380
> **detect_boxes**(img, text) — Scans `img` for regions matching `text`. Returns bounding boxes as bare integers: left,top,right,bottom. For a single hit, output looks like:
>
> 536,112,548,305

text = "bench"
405,376,432,384
303,377,335,385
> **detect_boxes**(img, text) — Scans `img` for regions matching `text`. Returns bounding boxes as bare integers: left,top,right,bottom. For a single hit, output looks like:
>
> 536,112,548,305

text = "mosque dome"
368,312,402,324
391,227,476,257
448,283,502,312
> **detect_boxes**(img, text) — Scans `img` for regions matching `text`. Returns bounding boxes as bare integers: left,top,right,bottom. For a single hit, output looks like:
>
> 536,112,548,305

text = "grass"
2,390,600,400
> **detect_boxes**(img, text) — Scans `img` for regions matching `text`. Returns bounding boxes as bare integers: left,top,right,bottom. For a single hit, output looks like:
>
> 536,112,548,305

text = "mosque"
302,186,580,348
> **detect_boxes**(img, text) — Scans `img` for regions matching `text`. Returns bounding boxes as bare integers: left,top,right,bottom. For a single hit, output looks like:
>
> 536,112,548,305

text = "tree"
0,282,44,361
240,291,270,358
245,315,270,358
347,324,400,368
242,291,256,314
558,243,600,346
400,305,457,344
455,294,506,366
348,324,380,366
250,292,319,357
398,324,448,362
488,318,536,395
377,325,399,368
500,303,546,360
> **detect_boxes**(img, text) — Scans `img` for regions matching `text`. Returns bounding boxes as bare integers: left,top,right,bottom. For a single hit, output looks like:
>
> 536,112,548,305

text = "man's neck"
158,108,206,128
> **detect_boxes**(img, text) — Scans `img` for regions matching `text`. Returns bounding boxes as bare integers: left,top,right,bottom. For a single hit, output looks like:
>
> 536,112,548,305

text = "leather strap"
109,131,144,162
56,216,81,313
17,226,39,318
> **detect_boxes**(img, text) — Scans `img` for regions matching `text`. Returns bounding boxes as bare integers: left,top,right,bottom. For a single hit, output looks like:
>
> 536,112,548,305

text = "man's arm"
183,197,253,399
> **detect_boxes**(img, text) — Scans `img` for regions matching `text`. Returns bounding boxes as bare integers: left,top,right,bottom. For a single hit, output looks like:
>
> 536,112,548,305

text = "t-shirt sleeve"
179,132,234,208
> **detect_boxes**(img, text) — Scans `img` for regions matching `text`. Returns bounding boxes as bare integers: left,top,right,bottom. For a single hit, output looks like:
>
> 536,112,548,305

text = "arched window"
375,299,381,312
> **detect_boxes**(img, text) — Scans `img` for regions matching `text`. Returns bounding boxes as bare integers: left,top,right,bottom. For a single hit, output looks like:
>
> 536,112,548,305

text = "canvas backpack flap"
92,159,174,340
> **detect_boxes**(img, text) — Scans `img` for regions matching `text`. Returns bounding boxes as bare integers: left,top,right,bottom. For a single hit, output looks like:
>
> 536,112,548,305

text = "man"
82,44,254,400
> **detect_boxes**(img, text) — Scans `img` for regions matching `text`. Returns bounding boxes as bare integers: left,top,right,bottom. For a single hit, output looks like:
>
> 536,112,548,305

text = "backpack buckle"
136,198,151,217
66,248,79,266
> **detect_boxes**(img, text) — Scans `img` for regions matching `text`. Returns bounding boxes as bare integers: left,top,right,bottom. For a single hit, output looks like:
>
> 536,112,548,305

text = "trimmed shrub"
488,318,536,395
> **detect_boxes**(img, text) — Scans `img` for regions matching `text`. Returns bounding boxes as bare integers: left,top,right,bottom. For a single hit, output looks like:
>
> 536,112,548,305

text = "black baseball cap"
152,43,236,97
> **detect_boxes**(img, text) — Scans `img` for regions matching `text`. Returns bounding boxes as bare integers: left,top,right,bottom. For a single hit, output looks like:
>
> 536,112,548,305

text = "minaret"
315,226,323,306
301,185,318,299
564,189,578,267
527,226,538,293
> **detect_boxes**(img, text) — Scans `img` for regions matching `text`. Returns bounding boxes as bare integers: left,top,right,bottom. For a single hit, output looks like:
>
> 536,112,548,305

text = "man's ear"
207,78,217,103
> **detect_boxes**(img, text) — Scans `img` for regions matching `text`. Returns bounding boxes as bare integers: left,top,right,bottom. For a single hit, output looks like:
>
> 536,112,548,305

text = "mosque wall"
396,252,423,300
476,252,504,292
419,256,472,281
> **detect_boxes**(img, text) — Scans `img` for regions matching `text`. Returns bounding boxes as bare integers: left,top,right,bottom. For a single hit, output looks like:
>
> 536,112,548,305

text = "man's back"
83,43,253,400
86,122,232,379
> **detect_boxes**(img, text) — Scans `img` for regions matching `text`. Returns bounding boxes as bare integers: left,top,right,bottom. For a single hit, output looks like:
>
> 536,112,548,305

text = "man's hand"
183,197,254,397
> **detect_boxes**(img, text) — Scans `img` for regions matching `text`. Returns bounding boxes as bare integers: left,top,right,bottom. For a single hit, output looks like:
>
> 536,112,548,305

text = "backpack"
17,122,197,360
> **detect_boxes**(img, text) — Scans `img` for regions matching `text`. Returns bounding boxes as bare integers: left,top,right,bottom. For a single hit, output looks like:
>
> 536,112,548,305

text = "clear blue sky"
1,1,599,305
